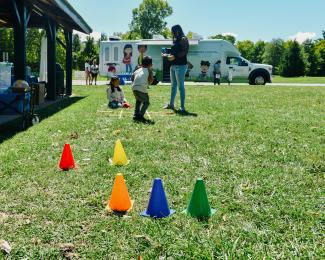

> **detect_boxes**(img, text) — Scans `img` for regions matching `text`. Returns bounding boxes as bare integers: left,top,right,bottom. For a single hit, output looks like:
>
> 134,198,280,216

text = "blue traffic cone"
140,178,175,218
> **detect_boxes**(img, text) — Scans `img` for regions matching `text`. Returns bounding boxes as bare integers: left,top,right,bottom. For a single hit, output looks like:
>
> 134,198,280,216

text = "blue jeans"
125,64,132,73
109,101,122,109
170,65,188,110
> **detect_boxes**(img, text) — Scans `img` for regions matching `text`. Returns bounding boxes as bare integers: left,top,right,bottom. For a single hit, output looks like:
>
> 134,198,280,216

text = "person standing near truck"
213,60,221,85
85,59,91,85
163,24,189,113
90,59,99,85
228,67,234,85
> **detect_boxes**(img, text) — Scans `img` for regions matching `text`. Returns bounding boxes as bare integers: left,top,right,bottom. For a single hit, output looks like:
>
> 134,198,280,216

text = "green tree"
121,31,142,40
187,31,194,39
302,39,319,76
72,34,81,53
56,29,66,70
161,27,172,39
209,34,236,44
315,40,325,75
97,32,108,49
26,28,43,73
0,29,7,60
252,40,266,63
186,31,203,40
113,32,123,38
100,33,108,42
236,40,254,61
80,36,98,67
130,0,173,39
0,28,14,62
72,34,82,70
279,40,305,77
262,39,285,74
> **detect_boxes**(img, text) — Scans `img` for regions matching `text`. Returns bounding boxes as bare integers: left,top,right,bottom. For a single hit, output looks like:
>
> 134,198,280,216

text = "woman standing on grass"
85,59,91,85
163,24,189,113
90,59,99,85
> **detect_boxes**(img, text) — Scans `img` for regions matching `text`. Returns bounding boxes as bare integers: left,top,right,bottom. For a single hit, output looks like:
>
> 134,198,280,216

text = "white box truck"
99,39,273,85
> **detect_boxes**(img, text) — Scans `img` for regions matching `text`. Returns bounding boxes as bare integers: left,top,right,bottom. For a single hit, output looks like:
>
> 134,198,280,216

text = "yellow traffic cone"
111,139,129,166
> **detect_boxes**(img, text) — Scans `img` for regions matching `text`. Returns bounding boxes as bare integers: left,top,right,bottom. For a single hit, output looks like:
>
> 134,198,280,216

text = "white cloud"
222,32,237,38
289,32,317,43
73,30,102,42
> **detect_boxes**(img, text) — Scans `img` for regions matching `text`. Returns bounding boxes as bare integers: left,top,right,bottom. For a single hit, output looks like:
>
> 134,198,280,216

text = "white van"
99,39,273,85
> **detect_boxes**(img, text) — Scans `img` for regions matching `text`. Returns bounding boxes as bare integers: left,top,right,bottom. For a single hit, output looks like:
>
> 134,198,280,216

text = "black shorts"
91,72,98,77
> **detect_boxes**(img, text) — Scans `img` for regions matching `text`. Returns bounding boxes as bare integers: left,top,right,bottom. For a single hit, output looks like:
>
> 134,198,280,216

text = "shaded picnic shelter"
0,0,92,100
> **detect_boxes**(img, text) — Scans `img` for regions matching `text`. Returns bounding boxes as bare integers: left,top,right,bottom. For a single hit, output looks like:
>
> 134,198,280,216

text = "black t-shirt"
170,37,189,66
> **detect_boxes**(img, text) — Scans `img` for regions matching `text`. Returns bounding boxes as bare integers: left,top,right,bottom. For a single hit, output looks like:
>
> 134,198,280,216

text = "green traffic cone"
184,178,216,219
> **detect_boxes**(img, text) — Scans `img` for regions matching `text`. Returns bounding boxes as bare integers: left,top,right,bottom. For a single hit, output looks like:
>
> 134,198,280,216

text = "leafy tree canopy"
129,0,173,39
279,40,305,77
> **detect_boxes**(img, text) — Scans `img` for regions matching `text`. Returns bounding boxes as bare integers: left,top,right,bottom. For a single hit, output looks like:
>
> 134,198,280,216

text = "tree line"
0,0,324,77
0,27,103,74
233,34,325,77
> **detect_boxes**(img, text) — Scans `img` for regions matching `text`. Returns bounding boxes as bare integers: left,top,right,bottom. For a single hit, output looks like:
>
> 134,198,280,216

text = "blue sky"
69,0,325,42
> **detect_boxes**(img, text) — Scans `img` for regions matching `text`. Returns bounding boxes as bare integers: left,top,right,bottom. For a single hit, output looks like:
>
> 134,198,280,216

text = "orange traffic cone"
111,139,129,166
59,143,76,171
107,173,133,212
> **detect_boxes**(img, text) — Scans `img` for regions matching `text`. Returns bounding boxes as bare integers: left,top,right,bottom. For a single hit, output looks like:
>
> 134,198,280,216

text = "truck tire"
249,70,270,85
249,73,266,85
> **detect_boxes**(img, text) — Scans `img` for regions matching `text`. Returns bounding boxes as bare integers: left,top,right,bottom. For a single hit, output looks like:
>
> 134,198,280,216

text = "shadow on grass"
174,110,198,117
0,96,86,144
107,211,129,218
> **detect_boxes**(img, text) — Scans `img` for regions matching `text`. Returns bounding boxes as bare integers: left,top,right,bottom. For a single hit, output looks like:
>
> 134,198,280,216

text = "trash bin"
56,63,65,95
33,82,46,106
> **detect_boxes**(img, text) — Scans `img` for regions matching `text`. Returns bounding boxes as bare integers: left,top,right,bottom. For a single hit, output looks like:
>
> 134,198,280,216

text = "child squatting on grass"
131,56,154,124
107,76,130,109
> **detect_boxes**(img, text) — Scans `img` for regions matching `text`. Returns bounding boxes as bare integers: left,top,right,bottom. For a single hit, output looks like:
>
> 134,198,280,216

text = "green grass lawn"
0,85,324,258
272,75,325,84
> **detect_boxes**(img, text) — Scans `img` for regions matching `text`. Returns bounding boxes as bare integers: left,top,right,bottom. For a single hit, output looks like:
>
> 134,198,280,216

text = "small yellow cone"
112,139,129,166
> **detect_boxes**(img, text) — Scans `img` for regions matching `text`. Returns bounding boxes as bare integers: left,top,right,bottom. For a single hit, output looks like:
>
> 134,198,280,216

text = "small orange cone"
59,143,76,171
111,139,129,166
107,173,133,212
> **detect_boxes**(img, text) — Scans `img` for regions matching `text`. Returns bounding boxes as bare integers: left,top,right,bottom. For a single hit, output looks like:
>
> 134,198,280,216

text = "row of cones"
58,140,216,219
107,174,216,219
58,139,129,171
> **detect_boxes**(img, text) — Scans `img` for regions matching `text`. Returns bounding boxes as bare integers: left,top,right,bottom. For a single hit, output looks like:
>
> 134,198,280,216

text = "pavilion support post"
12,0,29,81
46,17,57,101
64,30,73,96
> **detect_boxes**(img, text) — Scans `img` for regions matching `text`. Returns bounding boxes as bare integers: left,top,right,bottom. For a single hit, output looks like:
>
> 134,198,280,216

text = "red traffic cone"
59,143,76,171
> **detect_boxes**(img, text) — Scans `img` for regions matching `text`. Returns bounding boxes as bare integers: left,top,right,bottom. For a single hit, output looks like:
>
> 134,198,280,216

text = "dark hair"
171,24,185,42
123,44,133,58
142,56,153,67
201,60,211,67
109,76,121,93
138,44,148,51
